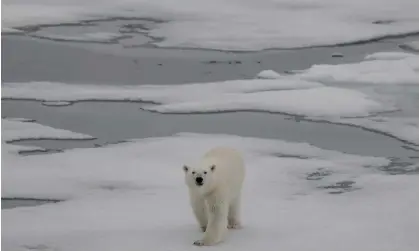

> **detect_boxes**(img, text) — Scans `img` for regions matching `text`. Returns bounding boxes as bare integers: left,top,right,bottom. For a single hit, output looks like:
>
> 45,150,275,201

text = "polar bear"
183,147,245,246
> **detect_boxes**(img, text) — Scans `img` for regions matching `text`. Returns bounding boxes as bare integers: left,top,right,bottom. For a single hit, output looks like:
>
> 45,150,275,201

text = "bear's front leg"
190,193,208,232
194,197,228,246
228,195,242,229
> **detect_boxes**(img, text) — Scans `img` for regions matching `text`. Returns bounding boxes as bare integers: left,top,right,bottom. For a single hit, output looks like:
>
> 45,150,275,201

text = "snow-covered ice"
289,51,419,144
257,70,281,79
41,101,73,107
2,132,418,251
2,132,388,199
2,117,36,122
144,86,386,117
297,52,419,85
1,79,322,103
2,0,419,247
2,50,417,248
2,118,95,143
1,27,24,34
2,144,47,156
1,118,94,155
1,80,387,117
400,40,419,52
3,51,419,144
364,51,418,61
33,32,125,43
2,0,419,50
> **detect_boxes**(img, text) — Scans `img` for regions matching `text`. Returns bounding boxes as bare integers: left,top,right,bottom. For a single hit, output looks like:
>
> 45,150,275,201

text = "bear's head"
183,164,216,194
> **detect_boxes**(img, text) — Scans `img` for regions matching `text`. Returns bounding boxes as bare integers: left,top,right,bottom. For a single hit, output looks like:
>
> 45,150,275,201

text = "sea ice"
364,51,418,60
2,117,36,122
256,70,281,79
2,144,47,155
33,32,124,43
1,132,388,199
2,0,419,50
1,79,322,104
2,52,418,145
41,101,73,107
1,27,24,34
297,52,419,85
2,132,417,251
4,49,419,144
286,51,419,145
400,40,419,52
2,118,95,143
1,118,94,156
143,86,386,117
1,80,387,117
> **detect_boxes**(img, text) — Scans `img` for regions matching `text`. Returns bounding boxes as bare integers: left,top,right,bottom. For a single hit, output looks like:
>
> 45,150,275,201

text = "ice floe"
2,118,94,143
2,132,418,251
1,118,94,155
2,0,419,50
256,70,281,79
1,80,388,117
297,52,419,85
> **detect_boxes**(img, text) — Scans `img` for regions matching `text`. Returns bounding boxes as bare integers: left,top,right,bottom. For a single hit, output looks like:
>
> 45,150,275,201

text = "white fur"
183,147,245,246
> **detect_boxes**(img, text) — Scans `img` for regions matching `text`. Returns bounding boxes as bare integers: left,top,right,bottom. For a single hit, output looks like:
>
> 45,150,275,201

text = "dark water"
2,34,416,86
3,100,416,160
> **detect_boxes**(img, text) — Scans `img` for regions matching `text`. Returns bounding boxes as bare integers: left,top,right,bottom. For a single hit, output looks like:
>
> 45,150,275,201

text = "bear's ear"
210,165,216,172
183,165,189,172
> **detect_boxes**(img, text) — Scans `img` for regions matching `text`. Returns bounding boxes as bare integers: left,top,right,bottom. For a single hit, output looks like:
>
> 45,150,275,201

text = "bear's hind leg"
228,195,242,229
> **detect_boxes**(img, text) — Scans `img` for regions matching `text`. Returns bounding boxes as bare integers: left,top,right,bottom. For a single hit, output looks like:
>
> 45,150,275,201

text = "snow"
2,144,47,155
2,117,36,122
2,79,322,103
41,101,73,107
2,52,418,144
2,118,95,143
1,27,24,34
33,32,124,43
364,51,418,60
2,0,419,50
287,52,419,145
2,132,418,251
297,52,419,85
3,51,418,144
257,70,281,79
144,87,386,117
1,80,387,117
400,40,419,52
2,132,388,199
1,118,94,156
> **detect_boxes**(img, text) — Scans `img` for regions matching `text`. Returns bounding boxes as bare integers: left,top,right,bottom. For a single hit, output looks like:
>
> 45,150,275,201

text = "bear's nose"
195,177,203,185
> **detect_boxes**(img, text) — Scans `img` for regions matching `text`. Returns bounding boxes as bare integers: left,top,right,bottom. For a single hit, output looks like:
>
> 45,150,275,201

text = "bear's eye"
204,171,207,174
192,171,196,174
